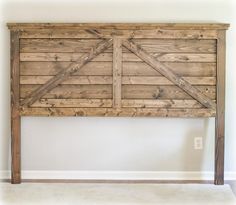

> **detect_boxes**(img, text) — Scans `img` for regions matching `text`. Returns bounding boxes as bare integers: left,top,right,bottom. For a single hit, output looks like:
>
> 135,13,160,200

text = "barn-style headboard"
7,23,229,184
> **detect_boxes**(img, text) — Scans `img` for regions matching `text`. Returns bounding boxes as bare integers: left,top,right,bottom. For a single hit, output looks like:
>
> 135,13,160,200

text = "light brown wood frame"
7,23,229,185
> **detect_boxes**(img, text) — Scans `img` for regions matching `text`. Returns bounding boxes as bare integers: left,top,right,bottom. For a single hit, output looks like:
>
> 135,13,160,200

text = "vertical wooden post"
214,30,226,185
10,30,21,184
113,37,122,108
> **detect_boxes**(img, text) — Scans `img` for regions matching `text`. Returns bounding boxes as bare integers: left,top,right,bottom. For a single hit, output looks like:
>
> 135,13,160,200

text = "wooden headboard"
7,23,229,184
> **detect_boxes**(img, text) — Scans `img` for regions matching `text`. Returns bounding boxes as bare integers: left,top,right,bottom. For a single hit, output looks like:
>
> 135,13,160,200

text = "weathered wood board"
7,23,229,184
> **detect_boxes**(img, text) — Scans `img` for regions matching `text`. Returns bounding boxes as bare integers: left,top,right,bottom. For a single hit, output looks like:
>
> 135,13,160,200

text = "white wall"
0,0,235,179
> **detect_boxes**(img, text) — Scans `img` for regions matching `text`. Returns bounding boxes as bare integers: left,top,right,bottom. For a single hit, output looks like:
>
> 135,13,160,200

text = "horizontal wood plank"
17,29,218,39
122,85,215,99
20,85,112,99
20,85,215,100
7,23,229,30
20,52,216,62
20,62,113,76
20,62,216,76
20,76,216,85
21,99,212,109
28,99,112,108
20,39,216,53
122,99,205,108
19,107,216,117
122,76,216,85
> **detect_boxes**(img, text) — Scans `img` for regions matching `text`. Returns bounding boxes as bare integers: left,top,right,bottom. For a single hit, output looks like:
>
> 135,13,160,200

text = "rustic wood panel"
20,39,216,53
10,31,21,184
123,40,216,109
20,76,216,85
20,85,112,99
20,107,216,117
20,52,216,62
215,30,226,185
21,39,113,106
17,29,219,39
122,85,215,99
29,99,112,108
20,62,216,76
8,23,229,185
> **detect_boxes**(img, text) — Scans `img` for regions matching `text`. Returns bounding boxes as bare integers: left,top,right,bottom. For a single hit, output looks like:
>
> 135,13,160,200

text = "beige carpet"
0,183,235,205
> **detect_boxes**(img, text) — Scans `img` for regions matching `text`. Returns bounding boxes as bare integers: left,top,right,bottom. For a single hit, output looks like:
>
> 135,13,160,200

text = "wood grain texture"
123,40,216,109
24,99,208,109
20,107,216,117
20,85,215,100
20,39,216,53
20,52,216,62
215,30,226,185
20,85,112,99
10,31,21,184
122,85,215,99
20,62,216,76
29,99,112,108
7,23,230,30
7,23,229,185
113,37,122,108
21,39,113,106
122,99,205,108
20,76,216,85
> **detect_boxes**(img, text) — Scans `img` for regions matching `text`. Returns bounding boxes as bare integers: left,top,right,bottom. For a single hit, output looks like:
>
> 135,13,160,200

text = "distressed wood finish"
10,31,21,184
20,62,216,76
21,39,113,106
123,40,216,109
20,76,216,85
113,37,122,108
20,52,216,62
8,23,229,184
20,39,216,53
20,107,216,117
215,30,226,185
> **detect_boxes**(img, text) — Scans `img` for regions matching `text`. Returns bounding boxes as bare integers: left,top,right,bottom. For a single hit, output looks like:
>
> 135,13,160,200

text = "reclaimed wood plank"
17,29,219,39
20,85,112,99
20,76,216,85
21,39,113,106
122,85,215,99
123,40,216,109
122,76,216,85
122,99,204,108
20,62,216,77
113,37,122,108
215,30,226,185
20,39,216,53
28,99,112,108
20,62,113,76
20,52,216,62
7,23,230,30
20,85,215,100
20,107,216,117
123,62,216,76
10,31,21,184
20,76,113,85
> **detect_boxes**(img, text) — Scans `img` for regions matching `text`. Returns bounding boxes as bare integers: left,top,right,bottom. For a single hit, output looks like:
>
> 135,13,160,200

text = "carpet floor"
0,183,235,205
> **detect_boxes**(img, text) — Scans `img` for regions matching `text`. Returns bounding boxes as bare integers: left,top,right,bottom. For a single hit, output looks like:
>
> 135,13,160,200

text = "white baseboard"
1,170,236,180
